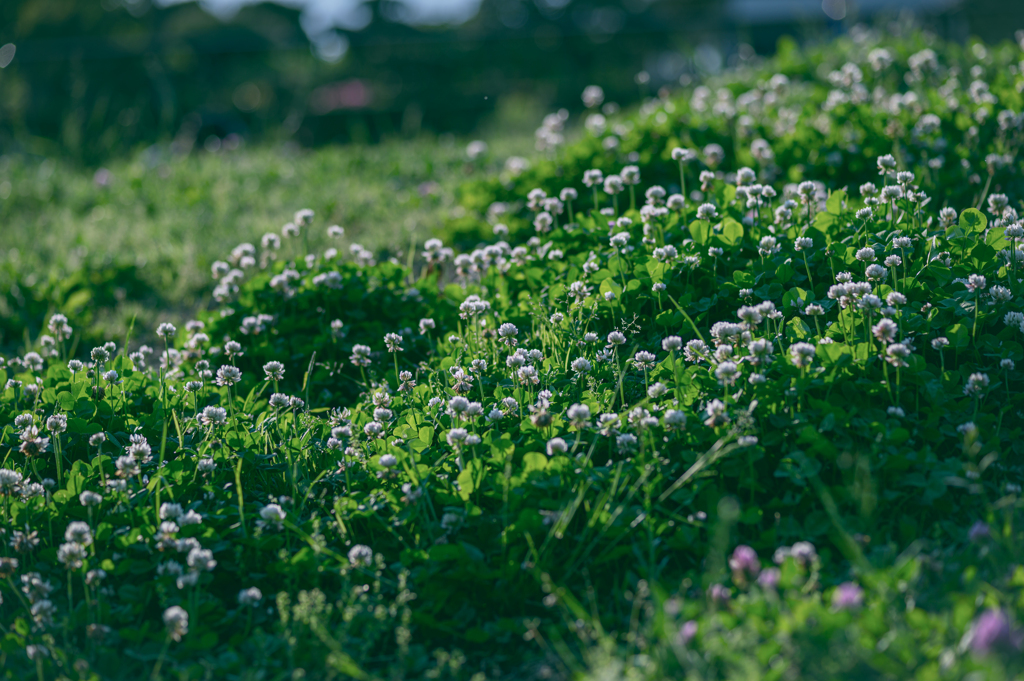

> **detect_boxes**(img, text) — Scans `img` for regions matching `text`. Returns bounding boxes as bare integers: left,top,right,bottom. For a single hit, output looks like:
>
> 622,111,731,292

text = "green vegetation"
1,28,1024,681
451,31,1024,242
0,133,530,351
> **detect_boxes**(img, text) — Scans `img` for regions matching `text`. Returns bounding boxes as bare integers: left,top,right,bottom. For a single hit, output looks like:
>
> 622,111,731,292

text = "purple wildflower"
708,583,731,606
970,610,1022,655
831,582,864,610
729,545,761,581
756,567,780,590
678,620,698,645
968,521,991,543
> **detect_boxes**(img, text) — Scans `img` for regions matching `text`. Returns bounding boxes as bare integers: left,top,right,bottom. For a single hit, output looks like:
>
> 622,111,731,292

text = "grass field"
0,132,534,351
1,28,1024,681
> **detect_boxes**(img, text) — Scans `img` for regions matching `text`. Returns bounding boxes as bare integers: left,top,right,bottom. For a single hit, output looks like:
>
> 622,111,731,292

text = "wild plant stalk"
53,433,64,488
613,347,625,409
801,252,815,293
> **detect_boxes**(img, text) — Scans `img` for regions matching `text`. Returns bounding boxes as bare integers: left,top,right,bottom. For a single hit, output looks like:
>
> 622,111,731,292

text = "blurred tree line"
0,0,1022,164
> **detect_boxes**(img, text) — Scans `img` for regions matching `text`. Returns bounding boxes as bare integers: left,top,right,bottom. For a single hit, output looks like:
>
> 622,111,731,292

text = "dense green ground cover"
451,29,1024,244
1,28,1024,681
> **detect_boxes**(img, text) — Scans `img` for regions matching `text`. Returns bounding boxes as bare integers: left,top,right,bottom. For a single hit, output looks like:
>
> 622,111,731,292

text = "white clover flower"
990,285,1012,302
881,185,903,201
663,410,687,429
158,606,191,645
696,203,718,221
64,521,93,546
671,147,691,162
156,323,177,339
200,406,228,426
350,344,372,367
446,428,468,446
603,174,624,195
865,264,887,281
263,361,285,381
348,544,373,567
188,548,217,572
871,319,898,343
498,323,519,346
607,331,627,346
789,342,816,368
215,365,242,387
633,351,656,370
621,165,640,185
963,372,990,396
160,502,184,520
258,504,286,531
57,542,87,570
571,357,592,374
703,399,729,427
885,343,911,368
647,382,667,399
616,433,637,452
876,154,896,174
583,169,604,188
46,414,67,434
238,587,263,606
662,336,683,352
546,438,568,456
567,403,591,428
855,247,876,262
79,490,102,507
714,361,740,386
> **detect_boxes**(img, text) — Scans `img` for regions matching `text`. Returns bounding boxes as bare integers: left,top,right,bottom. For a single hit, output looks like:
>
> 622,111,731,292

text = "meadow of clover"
3,27,1024,681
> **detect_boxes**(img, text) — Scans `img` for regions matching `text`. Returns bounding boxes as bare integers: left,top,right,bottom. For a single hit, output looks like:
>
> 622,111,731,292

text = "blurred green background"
3,0,1024,163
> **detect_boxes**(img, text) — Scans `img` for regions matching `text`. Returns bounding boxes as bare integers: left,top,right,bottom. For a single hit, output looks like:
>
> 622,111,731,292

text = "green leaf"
522,451,548,473
67,418,102,435
720,217,744,247
688,219,711,246
986,225,1009,250
958,207,987,235
947,323,970,348
782,287,810,311
969,243,996,269
599,278,622,297
646,260,667,282
786,316,812,340
826,189,847,215
733,270,755,287
456,459,484,501
810,211,838,238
